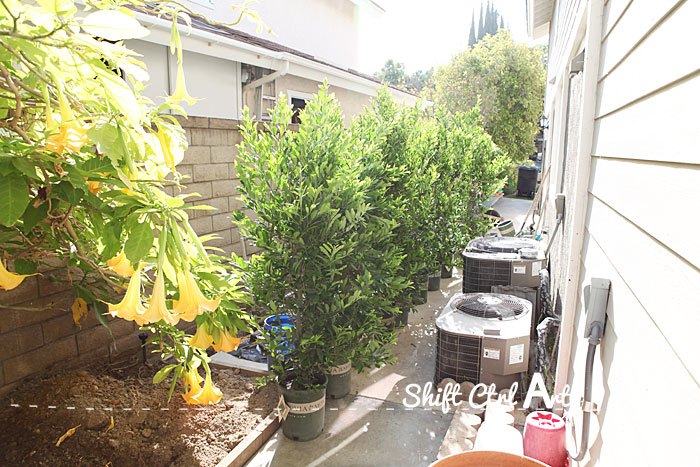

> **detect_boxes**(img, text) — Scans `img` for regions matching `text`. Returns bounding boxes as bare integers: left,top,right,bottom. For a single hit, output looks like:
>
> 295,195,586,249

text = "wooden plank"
588,157,700,268
599,0,681,77
210,351,271,377
565,230,700,465
216,411,280,467
583,196,700,381
593,73,700,165
596,0,700,118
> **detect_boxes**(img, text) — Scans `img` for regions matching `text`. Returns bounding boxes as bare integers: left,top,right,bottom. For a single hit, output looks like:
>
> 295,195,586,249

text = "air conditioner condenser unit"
435,293,531,391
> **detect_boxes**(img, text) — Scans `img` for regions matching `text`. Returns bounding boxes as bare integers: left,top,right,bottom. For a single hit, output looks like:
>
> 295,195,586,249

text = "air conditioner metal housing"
462,236,545,293
435,293,531,391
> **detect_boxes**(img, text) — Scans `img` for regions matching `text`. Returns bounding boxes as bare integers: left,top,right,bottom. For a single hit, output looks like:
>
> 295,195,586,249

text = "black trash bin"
517,165,538,198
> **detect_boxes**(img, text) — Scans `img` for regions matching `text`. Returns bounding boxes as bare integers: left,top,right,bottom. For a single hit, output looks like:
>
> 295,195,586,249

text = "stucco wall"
543,0,700,465
273,74,374,122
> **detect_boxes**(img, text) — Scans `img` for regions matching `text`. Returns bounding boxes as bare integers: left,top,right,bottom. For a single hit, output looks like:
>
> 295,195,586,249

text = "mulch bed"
0,356,279,466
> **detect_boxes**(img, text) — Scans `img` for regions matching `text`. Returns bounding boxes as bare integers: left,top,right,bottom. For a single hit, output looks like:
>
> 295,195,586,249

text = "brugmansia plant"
0,0,261,403
235,85,404,393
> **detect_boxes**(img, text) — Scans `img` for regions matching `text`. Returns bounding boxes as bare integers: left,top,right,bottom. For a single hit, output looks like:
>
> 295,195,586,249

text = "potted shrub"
234,85,403,437
447,110,508,252
353,91,433,312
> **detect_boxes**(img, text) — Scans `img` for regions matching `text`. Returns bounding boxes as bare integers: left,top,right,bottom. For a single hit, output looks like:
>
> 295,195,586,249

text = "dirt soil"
0,357,279,467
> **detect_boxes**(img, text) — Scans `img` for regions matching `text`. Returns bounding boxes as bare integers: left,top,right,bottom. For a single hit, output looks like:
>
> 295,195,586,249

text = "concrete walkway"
490,197,537,236
246,198,534,467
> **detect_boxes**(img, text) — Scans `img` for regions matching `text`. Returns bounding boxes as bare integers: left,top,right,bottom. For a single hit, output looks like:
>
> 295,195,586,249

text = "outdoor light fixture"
539,114,549,129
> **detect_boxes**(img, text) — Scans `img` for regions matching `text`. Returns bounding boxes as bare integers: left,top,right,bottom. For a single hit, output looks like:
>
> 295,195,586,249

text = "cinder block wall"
0,116,258,398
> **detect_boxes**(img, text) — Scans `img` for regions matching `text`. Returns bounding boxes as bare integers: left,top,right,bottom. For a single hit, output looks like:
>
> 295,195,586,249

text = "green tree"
431,30,546,164
468,11,477,47
473,1,505,45
375,59,432,93
374,59,407,87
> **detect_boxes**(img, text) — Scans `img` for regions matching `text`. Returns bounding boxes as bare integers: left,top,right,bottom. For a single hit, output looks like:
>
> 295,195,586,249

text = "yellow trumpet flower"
172,270,221,322
108,264,146,321
88,180,102,195
181,368,204,404
182,366,204,386
106,250,134,277
44,93,89,154
169,62,197,106
212,329,242,353
0,258,39,291
156,128,176,171
187,372,222,405
137,269,179,326
189,325,214,350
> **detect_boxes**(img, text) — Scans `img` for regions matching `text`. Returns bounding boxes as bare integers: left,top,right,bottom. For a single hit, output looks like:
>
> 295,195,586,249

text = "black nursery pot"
280,374,328,441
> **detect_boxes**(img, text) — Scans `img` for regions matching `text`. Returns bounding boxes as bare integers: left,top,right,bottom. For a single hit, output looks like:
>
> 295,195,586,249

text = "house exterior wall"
271,74,383,122
181,0,366,70
541,0,700,465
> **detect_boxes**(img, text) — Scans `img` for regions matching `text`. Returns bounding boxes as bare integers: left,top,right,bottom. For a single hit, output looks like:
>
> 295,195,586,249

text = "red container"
523,411,567,467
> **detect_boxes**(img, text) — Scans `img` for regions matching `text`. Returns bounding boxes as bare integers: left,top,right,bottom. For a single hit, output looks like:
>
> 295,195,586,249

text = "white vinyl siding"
545,0,700,464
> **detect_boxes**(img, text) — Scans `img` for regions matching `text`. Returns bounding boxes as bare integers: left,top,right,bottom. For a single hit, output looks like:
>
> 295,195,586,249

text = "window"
288,91,312,124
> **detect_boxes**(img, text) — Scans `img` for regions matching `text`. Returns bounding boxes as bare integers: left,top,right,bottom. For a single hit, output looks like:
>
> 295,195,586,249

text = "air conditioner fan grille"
455,296,526,320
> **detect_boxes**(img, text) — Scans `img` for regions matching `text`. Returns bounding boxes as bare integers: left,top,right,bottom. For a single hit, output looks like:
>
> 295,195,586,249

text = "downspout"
553,0,604,406
242,60,290,94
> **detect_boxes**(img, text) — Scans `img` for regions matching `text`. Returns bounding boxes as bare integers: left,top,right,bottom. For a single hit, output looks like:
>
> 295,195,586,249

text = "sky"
357,0,538,75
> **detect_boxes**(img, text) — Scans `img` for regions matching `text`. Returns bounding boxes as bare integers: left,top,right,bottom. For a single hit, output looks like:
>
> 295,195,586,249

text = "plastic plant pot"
441,265,453,278
428,274,441,291
324,360,351,399
412,277,429,305
280,374,327,442
263,314,295,356
496,219,515,236
395,306,410,327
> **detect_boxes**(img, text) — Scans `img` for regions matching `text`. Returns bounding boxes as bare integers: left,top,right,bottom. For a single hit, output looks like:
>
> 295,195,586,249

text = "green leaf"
66,166,88,190
21,201,48,233
92,301,113,338
37,0,76,16
164,197,184,208
81,10,149,41
80,156,114,175
11,158,37,178
14,259,37,275
0,174,29,227
153,364,177,384
101,221,122,261
54,180,83,206
96,69,142,127
124,221,154,266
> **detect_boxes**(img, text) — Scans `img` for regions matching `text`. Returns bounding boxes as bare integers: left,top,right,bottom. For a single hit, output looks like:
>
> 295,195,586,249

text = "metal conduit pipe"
570,278,610,463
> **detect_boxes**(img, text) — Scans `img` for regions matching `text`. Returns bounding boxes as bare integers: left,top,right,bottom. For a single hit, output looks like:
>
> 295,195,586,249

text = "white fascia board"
282,53,416,100
133,11,283,70
133,10,415,101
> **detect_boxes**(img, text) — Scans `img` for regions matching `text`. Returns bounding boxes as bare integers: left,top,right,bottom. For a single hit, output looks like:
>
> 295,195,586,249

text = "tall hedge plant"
235,85,403,389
